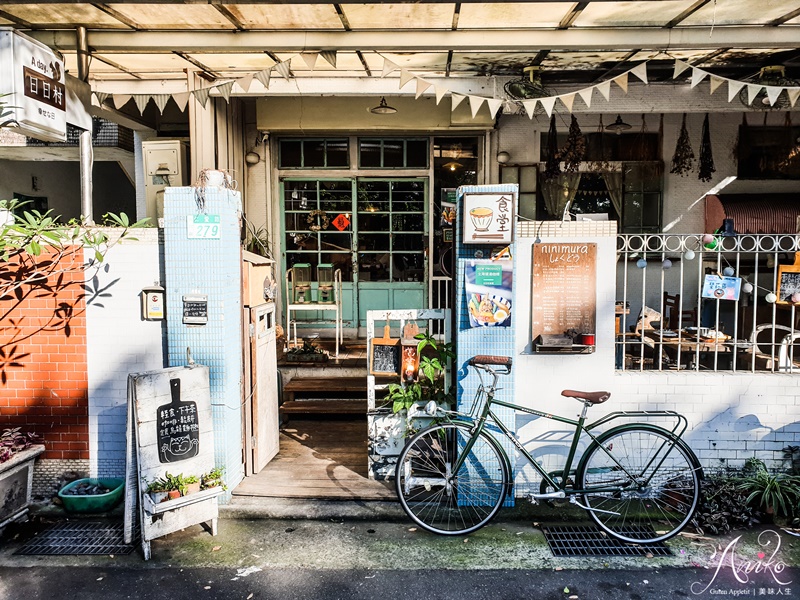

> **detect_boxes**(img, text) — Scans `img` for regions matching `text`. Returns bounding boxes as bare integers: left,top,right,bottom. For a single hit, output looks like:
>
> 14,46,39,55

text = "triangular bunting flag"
320,50,337,69
690,68,708,89
217,81,234,103
613,73,629,93
630,62,648,84
709,76,724,95
192,87,211,109
399,70,415,89
415,78,432,99
765,86,783,106
727,80,745,103
596,80,611,101
539,96,557,117
172,91,191,112
152,94,170,115
673,60,691,79
577,87,593,108
522,99,537,119
559,93,575,113
236,73,254,93
468,95,485,118
451,93,466,112
787,88,800,108
113,94,131,110
300,52,319,71
434,85,448,105
93,91,109,105
381,57,399,78
255,68,271,90
133,94,150,115
486,98,503,119
274,60,292,80
746,83,762,105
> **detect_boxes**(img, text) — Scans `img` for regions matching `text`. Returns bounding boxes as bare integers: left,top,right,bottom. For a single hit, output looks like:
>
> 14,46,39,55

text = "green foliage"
736,464,800,519
287,339,326,355
202,467,226,491
783,445,800,475
145,477,170,493
386,331,454,414
244,219,273,259
691,468,761,535
0,93,18,129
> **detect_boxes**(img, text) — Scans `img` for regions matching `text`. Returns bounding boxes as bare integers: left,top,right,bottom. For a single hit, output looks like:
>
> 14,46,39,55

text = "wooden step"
280,399,367,414
283,376,367,403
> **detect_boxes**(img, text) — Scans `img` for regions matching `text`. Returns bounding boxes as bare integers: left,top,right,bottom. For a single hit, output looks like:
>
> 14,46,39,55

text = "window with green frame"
358,138,428,169
279,139,349,168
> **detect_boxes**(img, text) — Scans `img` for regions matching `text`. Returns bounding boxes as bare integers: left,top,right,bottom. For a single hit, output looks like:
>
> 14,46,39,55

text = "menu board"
531,243,597,341
777,264,800,304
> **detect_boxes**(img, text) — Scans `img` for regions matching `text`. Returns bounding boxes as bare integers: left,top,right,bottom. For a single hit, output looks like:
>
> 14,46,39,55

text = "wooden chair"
663,292,698,329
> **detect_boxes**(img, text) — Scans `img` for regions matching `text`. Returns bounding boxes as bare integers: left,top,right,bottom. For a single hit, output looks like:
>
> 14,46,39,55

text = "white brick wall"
512,231,800,494
85,229,166,478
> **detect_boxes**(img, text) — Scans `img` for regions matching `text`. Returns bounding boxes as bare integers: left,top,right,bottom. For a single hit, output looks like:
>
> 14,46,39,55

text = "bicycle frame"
450,365,690,498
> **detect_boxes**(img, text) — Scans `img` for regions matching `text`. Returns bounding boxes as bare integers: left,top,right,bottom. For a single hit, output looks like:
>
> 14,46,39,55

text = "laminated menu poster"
465,260,513,328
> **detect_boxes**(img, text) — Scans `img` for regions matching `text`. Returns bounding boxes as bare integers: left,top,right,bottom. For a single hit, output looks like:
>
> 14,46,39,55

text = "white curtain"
541,173,581,219
601,171,624,219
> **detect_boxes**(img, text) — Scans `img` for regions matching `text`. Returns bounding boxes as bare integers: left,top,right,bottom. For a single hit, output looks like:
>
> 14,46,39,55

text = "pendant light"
369,97,397,114
605,114,632,135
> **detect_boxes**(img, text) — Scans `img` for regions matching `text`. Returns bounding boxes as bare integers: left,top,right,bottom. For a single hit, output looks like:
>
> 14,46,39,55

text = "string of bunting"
90,54,799,118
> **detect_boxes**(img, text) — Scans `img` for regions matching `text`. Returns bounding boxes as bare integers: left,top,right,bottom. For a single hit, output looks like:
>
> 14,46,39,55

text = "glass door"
356,178,428,326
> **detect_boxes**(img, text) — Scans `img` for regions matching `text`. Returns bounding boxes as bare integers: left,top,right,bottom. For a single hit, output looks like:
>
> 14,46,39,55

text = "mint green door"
281,178,428,331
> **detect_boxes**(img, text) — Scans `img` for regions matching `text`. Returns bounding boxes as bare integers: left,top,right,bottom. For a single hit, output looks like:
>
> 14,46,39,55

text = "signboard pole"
77,26,93,222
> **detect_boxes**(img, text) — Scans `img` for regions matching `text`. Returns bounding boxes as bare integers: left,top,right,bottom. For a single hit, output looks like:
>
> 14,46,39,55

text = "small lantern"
400,322,420,383
292,263,312,303
317,263,334,304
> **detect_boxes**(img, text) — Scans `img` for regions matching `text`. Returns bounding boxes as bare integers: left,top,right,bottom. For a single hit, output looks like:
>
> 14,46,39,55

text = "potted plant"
201,467,226,491
184,475,201,495
286,339,329,363
146,477,170,504
0,428,45,525
386,332,454,416
163,472,186,499
736,462,800,520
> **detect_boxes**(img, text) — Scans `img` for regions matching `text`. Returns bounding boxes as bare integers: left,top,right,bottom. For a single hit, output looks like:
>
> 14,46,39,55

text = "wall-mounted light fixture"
496,151,511,164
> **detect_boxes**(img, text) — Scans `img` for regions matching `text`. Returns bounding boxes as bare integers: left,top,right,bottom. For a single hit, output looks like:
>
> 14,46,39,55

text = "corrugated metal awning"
706,194,800,235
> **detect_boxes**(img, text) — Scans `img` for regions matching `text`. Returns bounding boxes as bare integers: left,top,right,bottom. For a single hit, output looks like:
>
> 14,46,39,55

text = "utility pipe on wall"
76,26,93,223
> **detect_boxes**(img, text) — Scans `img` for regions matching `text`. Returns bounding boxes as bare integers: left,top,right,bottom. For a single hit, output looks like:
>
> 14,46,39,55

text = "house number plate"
187,214,221,239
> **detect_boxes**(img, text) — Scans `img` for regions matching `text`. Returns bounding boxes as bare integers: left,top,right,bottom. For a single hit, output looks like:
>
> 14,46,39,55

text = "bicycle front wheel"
395,423,509,535
576,425,700,544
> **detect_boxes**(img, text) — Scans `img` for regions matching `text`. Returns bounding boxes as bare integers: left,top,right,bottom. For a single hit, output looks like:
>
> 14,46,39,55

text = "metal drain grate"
15,521,136,556
542,525,672,557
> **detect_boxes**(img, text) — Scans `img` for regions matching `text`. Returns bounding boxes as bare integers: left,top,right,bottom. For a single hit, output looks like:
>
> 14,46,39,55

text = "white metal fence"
617,233,800,373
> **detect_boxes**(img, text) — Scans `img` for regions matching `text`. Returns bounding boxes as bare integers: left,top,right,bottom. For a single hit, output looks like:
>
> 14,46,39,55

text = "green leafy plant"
145,477,170,494
0,93,18,129
243,219,273,260
783,445,800,475
201,467,226,491
385,331,454,414
691,468,761,535
736,463,800,518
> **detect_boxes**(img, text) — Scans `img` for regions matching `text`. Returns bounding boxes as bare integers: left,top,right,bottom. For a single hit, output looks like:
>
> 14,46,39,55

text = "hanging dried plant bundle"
560,115,586,173
544,113,561,179
670,113,694,176
698,113,716,182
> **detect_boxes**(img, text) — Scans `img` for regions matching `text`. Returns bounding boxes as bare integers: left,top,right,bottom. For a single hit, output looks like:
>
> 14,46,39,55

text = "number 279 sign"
187,215,221,239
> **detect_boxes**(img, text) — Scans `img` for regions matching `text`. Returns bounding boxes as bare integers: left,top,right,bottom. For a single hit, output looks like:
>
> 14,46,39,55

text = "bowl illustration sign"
469,207,493,232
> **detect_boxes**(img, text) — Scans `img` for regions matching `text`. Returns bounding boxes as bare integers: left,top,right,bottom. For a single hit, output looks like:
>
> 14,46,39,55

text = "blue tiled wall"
455,184,519,504
163,187,244,496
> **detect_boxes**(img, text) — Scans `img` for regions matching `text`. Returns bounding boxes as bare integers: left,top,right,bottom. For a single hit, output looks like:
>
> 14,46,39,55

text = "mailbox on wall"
141,285,165,321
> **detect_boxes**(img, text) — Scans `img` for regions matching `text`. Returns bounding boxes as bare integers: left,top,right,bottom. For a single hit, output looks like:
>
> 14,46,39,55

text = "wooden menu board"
531,243,597,341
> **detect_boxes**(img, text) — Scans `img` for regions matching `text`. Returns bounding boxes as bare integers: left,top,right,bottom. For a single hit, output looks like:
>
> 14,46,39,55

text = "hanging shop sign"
0,28,67,142
462,192,515,245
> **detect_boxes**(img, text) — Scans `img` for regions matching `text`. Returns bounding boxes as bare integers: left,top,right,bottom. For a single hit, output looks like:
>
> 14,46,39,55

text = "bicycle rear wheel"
576,425,700,544
395,423,509,535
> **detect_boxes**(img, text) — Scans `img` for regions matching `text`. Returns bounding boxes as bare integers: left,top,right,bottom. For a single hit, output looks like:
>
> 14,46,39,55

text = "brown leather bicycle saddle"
561,389,611,404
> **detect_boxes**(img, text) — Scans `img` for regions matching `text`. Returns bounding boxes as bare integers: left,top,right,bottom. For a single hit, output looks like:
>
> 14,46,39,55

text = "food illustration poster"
462,193,515,245
465,260,513,328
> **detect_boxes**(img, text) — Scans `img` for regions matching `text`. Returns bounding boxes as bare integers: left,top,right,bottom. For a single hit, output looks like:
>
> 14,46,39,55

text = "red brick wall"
0,250,89,460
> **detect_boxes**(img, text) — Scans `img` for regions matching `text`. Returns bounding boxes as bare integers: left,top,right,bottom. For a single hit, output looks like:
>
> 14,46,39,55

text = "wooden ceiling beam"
0,9,33,29
664,0,711,28
90,53,143,79
173,51,220,81
211,5,246,31
766,7,800,27
91,3,140,29
558,2,588,30
355,50,371,76
333,4,351,31
591,49,640,83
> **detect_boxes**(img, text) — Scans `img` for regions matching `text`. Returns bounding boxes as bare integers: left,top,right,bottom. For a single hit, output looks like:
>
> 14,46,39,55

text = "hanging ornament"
544,114,561,180
702,233,719,250
765,292,778,304
636,258,648,269
698,113,716,182
662,259,673,270
670,113,694,176
560,115,586,173
722,266,735,277
792,293,800,304
742,282,754,294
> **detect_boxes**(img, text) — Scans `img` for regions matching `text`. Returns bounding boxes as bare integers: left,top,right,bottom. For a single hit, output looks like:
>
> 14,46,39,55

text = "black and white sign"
157,379,200,463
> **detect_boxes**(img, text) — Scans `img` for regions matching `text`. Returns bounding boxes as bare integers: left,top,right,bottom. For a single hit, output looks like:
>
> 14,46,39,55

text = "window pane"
393,213,424,232
358,181,390,212
624,192,643,228
406,139,428,167
287,252,318,271
359,213,389,231
359,252,389,281
305,140,325,167
280,141,301,167
360,139,382,167
321,252,352,281
520,167,537,192
393,253,424,282
392,233,424,252
319,181,352,214
642,193,661,227
500,166,519,184
383,140,403,167
284,212,307,232
359,233,390,252
326,139,349,167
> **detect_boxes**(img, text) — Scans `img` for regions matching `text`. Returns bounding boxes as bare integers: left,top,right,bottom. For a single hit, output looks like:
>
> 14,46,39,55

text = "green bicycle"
395,355,703,544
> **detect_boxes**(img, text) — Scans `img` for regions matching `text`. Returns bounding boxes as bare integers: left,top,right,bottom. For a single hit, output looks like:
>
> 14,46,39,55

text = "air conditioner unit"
142,139,188,224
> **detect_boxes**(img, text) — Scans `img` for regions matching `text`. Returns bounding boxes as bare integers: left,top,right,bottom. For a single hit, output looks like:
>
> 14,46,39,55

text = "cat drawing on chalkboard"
162,435,198,457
